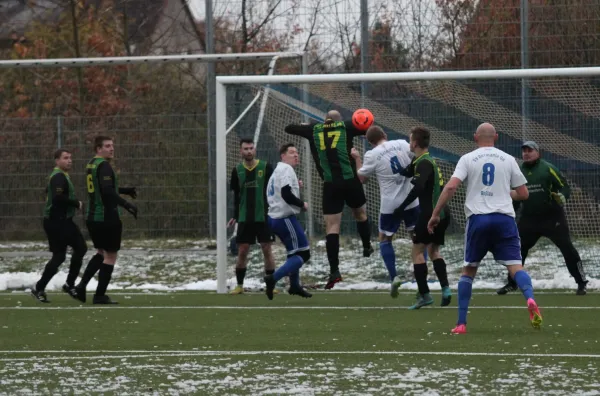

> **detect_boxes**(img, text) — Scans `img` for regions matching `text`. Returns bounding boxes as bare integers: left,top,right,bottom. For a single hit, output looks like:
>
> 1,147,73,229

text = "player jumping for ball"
285,110,374,289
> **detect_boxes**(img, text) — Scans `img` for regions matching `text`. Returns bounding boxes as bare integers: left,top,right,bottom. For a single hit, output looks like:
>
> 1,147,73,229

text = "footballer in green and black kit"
285,118,368,215
230,160,274,244
497,141,587,296
228,138,277,292
285,111,374,291
392,126,451,309
85,153,137,252
31,149,87,303
73,136,138,305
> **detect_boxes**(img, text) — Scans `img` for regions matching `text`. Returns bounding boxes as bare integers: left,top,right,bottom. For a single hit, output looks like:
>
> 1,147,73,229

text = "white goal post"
215,66,600,294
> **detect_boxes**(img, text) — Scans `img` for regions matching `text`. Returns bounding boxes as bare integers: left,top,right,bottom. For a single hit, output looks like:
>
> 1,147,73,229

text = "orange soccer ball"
352,108,374,131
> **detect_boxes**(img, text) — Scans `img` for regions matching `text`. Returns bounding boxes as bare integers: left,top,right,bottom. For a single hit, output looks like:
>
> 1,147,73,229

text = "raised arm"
284,123,315,139
345,120,366,138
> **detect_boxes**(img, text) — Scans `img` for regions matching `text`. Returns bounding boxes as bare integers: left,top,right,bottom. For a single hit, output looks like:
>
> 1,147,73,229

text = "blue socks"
274,255,304,282
514,270,534,300
380,241,396,281
457,275,473,325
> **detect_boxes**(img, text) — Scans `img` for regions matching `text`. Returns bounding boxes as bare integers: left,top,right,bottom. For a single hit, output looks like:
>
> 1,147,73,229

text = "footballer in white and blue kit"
428,123,542,334
264,143,312,300
353,126,419,296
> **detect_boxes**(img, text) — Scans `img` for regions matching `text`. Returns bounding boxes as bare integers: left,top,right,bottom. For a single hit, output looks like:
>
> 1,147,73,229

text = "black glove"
119,187,137,199
123,201,138,219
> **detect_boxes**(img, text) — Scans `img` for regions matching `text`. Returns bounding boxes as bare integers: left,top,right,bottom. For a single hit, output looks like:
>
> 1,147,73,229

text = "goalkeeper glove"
123,201,138,219
119,187,137,199
551,192,566,206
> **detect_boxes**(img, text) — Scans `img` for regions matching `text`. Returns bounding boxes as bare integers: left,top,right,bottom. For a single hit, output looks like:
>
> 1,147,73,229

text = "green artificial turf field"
1,290,599,394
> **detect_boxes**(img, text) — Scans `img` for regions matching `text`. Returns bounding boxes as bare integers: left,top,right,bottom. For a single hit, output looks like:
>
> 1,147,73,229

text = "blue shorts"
464,213,522,267
379,206,420,236
267,215,309,255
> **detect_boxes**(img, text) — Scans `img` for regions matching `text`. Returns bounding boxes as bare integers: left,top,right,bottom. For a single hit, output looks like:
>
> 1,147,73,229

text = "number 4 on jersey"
390,156,403,174
267,179,275,197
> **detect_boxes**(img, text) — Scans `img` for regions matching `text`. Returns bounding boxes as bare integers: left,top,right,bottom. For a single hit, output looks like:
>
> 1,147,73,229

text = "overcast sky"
184,0,450,66
189,0,205,20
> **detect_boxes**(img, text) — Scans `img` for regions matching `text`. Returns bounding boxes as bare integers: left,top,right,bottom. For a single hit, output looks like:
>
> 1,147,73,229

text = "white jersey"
452,147,527,218
357,140,418,214
267,162,302,219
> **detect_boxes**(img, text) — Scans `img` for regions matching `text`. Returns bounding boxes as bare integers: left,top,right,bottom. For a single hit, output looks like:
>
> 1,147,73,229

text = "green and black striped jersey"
230,160,273,223
397,152,447,219
44,168,79,220
86,156,121,223
285,119,365,183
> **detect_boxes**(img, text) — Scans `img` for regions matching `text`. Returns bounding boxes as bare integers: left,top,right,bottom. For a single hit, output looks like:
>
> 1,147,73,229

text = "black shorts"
86,220,123,252
322,179,367,215
236,222,274,245
412,213,450,246
43,218,87,254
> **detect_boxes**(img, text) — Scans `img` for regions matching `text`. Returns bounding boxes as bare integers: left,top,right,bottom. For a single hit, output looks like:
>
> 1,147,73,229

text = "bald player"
285,110,373,289
428,123,542,334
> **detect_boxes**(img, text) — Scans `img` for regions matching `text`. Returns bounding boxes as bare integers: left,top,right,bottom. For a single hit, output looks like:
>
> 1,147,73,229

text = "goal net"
217,68,600,293
0,52,305,292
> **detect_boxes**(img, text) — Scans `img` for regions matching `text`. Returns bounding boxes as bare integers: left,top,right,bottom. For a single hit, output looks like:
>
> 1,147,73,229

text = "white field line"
0,291,596,296
1,350,600,362
0,305,598,310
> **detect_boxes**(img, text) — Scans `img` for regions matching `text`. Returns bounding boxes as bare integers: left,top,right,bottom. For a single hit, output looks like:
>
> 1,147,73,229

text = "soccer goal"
0,51,306,291
216,67,600,294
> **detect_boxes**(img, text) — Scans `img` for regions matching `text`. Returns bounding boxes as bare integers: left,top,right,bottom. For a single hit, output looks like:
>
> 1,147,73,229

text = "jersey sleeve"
265,162,274,181
548,163,571,199
229,167,239,192
357,151,376,177
230,167,240,220
97,162,128,207
397,160,433,211
510,158,528,188
412,160,434,190
345,120,366,138
49,173,79,207
284,123,314,139
451,155,469,181
281,185,304,207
